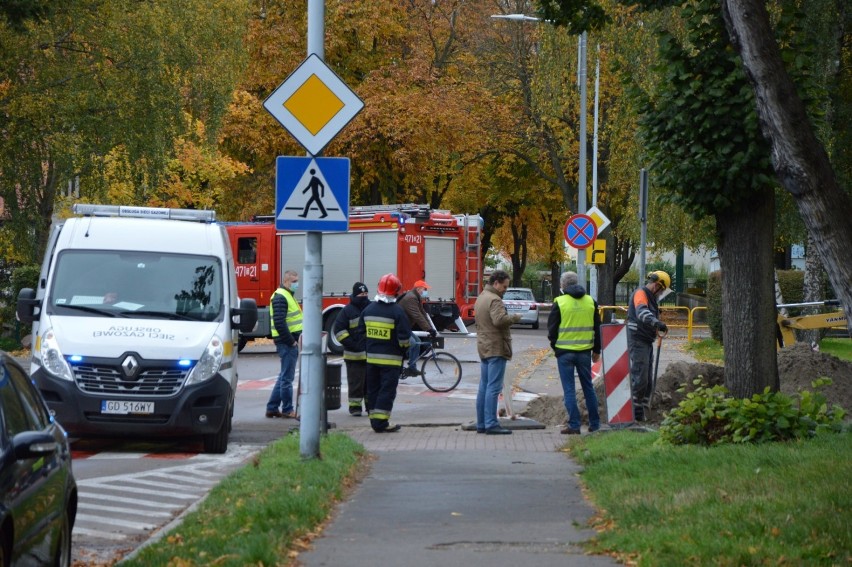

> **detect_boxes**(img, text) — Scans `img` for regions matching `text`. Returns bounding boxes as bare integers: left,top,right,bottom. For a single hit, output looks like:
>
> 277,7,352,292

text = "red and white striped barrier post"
600,323,634,426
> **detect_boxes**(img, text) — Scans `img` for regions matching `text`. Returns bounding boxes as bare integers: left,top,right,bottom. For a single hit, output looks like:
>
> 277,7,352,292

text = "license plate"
101,400,155,415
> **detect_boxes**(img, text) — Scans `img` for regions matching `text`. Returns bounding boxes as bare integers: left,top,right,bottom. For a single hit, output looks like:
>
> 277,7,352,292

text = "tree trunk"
722,0,852,337
801,235,829,346
716,186,779,397
509,221,528,286
550,261,561,300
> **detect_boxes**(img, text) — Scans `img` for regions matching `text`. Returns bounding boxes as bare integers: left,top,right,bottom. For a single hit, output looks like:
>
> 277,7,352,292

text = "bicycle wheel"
420,351,462,392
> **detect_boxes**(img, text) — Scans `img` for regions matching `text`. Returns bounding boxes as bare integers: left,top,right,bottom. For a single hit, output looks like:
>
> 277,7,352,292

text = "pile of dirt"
522,342,852,427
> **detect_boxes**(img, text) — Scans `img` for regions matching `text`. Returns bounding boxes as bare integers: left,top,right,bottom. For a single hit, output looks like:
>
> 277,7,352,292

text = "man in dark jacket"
361,274,412,433
398,279,436,377
266,270,301,419
333,282,371,416
548,271,601,434
627,271,670,421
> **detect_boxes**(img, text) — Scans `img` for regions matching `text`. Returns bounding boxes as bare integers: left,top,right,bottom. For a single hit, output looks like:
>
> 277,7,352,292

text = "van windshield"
48,250,224,322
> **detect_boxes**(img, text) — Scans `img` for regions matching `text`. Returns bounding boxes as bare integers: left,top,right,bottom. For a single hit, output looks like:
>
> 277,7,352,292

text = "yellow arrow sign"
588,239,606,264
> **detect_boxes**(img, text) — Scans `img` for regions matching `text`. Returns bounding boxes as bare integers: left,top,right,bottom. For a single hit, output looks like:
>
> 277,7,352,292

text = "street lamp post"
491,14,589,286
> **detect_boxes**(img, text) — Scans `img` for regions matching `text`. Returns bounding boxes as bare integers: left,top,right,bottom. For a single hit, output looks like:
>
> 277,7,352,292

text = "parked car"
0,350,77,567
503,287,540,329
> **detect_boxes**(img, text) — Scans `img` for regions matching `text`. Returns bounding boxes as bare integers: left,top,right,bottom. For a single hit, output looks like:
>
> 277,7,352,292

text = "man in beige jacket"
474,270,522,434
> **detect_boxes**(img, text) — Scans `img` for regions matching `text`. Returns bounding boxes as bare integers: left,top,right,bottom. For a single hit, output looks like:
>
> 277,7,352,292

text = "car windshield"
504,290,534,301
48,250,223,322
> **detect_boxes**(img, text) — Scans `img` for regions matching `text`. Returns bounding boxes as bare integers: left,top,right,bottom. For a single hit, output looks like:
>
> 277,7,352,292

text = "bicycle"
401,333,463,392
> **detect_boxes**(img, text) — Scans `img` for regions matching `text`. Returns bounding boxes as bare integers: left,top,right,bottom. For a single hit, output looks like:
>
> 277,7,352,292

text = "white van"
16,204,258,453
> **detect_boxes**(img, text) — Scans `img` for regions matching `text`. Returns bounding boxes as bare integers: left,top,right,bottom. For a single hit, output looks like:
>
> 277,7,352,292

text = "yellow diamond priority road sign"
264,54,364,156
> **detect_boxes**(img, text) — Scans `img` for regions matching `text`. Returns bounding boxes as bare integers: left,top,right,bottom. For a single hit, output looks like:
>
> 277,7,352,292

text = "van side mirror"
232,298,258,333
16,288,40,324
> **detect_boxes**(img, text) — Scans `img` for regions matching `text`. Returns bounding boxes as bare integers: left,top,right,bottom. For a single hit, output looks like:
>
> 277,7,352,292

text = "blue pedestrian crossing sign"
275,156,350,232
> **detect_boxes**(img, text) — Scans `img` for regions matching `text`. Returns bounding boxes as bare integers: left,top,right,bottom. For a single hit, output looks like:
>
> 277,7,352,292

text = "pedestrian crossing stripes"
73,445,260,542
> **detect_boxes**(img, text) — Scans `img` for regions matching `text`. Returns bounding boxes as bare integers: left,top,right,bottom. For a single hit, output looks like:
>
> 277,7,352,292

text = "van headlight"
39,329,74,382
187,335,224,385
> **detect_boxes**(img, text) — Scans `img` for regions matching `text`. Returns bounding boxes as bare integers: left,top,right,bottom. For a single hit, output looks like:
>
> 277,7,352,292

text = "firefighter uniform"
332,283,371,416
361,300,411,432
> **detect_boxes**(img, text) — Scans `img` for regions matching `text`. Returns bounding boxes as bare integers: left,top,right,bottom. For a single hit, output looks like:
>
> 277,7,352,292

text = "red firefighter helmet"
377,273,402,296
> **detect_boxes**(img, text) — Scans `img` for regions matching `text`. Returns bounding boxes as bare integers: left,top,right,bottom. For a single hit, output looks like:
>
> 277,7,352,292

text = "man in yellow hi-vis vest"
266,270,302,419
547,271,602,434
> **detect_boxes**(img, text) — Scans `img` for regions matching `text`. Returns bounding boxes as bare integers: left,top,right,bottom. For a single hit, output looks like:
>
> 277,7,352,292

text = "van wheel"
203,412,230,454
323,314,344,355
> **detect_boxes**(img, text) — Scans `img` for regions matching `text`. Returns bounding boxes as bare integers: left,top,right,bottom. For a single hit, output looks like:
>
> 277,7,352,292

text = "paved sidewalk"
298,337,699,566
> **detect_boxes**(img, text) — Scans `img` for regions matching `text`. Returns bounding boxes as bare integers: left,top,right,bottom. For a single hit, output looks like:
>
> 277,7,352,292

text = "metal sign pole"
639,168,649,280
577,32,588,287
590,44,600,300
300,0,325,460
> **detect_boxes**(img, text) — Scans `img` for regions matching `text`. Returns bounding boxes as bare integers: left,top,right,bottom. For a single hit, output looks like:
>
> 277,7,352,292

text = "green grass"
820,338,851,361
568,431,852,566
684,338,724,364
121,433,366,566
685,337,851,364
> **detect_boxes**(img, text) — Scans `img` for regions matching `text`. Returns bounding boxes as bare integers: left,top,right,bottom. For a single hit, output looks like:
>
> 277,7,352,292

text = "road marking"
77,502,174,517
73,527,128,541
75,513,158,531
74,444,262,542
79,493,181,509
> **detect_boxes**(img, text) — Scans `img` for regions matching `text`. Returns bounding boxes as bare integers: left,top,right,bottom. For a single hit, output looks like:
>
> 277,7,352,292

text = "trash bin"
325,360,342,411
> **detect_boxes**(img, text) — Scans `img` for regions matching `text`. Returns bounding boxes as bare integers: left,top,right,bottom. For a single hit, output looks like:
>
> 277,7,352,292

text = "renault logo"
121,355,139,378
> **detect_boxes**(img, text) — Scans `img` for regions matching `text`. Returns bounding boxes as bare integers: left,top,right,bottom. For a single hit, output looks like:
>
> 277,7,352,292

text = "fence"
598,305,710,341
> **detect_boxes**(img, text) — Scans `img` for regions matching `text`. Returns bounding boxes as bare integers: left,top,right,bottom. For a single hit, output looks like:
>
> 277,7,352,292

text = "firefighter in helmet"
332,282,371,416
360,273,412,432
627,270,671,421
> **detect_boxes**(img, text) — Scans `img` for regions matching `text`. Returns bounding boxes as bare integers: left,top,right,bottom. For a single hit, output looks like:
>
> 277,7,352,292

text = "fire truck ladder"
461,214,481,302
348,203,434,220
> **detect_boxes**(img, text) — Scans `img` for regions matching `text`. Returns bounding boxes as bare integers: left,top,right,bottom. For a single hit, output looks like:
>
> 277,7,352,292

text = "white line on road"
77,503,174,517
73,527,129,541
79,493,182,509
78,483,198,500
75,513,158,531
108,477,213,491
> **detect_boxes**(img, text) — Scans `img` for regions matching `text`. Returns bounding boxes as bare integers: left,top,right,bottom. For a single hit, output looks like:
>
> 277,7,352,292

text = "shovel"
650,330,667,411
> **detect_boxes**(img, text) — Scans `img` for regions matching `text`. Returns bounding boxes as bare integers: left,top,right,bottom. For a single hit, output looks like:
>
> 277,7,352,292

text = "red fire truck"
224,204,482,352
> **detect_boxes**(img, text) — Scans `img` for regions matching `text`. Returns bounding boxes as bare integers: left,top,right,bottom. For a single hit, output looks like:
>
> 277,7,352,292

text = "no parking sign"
564,214,597,249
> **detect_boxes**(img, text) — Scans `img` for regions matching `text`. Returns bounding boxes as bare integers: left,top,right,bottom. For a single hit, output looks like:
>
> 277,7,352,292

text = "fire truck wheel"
323,313,344,355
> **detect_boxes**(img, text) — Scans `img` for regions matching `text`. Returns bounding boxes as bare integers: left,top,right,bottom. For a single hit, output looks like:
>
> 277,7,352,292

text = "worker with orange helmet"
398,279,436,377
627,270,671,421
359,274,412,432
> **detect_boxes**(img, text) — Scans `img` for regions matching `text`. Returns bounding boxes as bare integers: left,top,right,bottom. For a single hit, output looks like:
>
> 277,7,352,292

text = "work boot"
349,405,362,416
